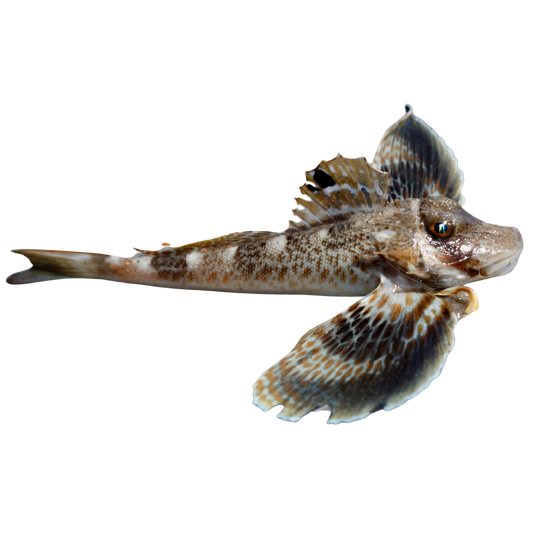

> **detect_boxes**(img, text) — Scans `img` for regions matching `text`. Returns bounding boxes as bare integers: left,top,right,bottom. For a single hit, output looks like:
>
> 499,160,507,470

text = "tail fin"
6,249,109,284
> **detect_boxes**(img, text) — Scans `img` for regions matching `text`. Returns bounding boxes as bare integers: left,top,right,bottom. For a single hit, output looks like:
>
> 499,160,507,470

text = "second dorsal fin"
134,231,281,255
288,156,390,232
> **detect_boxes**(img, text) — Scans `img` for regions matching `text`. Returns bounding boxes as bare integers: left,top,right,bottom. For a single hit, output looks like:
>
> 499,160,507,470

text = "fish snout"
479,225,523,278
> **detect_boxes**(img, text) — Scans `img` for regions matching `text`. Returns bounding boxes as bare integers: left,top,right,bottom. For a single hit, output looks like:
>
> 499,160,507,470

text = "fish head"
373,197,523,289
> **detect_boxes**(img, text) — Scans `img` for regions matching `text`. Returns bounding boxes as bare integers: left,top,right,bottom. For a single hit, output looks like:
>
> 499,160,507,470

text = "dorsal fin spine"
288,156,390,232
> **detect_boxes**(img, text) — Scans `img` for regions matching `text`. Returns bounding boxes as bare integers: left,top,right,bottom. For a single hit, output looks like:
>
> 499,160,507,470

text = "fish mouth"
480,256,519,278
479,227,523,278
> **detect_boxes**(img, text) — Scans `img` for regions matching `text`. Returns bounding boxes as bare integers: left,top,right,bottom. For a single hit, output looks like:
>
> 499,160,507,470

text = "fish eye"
429,221,454,238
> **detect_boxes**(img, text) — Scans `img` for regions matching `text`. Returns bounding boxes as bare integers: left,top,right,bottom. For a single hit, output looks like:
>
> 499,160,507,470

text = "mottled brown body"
105,220,381,296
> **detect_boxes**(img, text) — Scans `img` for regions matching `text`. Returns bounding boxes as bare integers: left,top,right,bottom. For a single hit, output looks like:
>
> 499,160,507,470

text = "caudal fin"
6,249,109,284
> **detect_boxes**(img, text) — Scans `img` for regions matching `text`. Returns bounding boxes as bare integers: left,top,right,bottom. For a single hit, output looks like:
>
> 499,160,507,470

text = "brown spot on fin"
253,277,477,423
288,156,390,232
373,105,465,205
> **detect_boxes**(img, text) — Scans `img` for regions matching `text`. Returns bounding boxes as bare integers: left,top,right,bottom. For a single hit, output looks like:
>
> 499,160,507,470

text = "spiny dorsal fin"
288,155,390,232
134,231,281,255
373,105,465,205
130,150,389,254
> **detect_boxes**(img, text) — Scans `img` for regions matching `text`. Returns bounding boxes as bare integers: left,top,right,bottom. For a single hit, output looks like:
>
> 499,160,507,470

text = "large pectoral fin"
253,280,477,423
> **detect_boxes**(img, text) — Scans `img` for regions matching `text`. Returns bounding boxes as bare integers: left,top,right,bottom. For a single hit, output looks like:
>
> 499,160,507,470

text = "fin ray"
136,231,281,255
373,105,465,205
288,156,390,232
253,277,477,423
6,249,108,284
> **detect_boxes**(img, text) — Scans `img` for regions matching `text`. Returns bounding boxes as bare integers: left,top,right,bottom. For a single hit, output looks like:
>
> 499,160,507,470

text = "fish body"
9,214,380,295
111,221,380,296
9,197,521,296
7,106,524,423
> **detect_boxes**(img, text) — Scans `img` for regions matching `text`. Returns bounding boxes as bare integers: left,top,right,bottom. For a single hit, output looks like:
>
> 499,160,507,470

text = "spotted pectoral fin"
253,280,477,424
288,156,390,232
373,105,465,205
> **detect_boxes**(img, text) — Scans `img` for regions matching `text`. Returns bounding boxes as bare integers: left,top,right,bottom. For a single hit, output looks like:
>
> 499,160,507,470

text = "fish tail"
6,249,110,284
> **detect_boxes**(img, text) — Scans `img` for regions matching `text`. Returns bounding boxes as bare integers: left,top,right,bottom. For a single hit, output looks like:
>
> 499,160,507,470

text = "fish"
6,105,524,424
